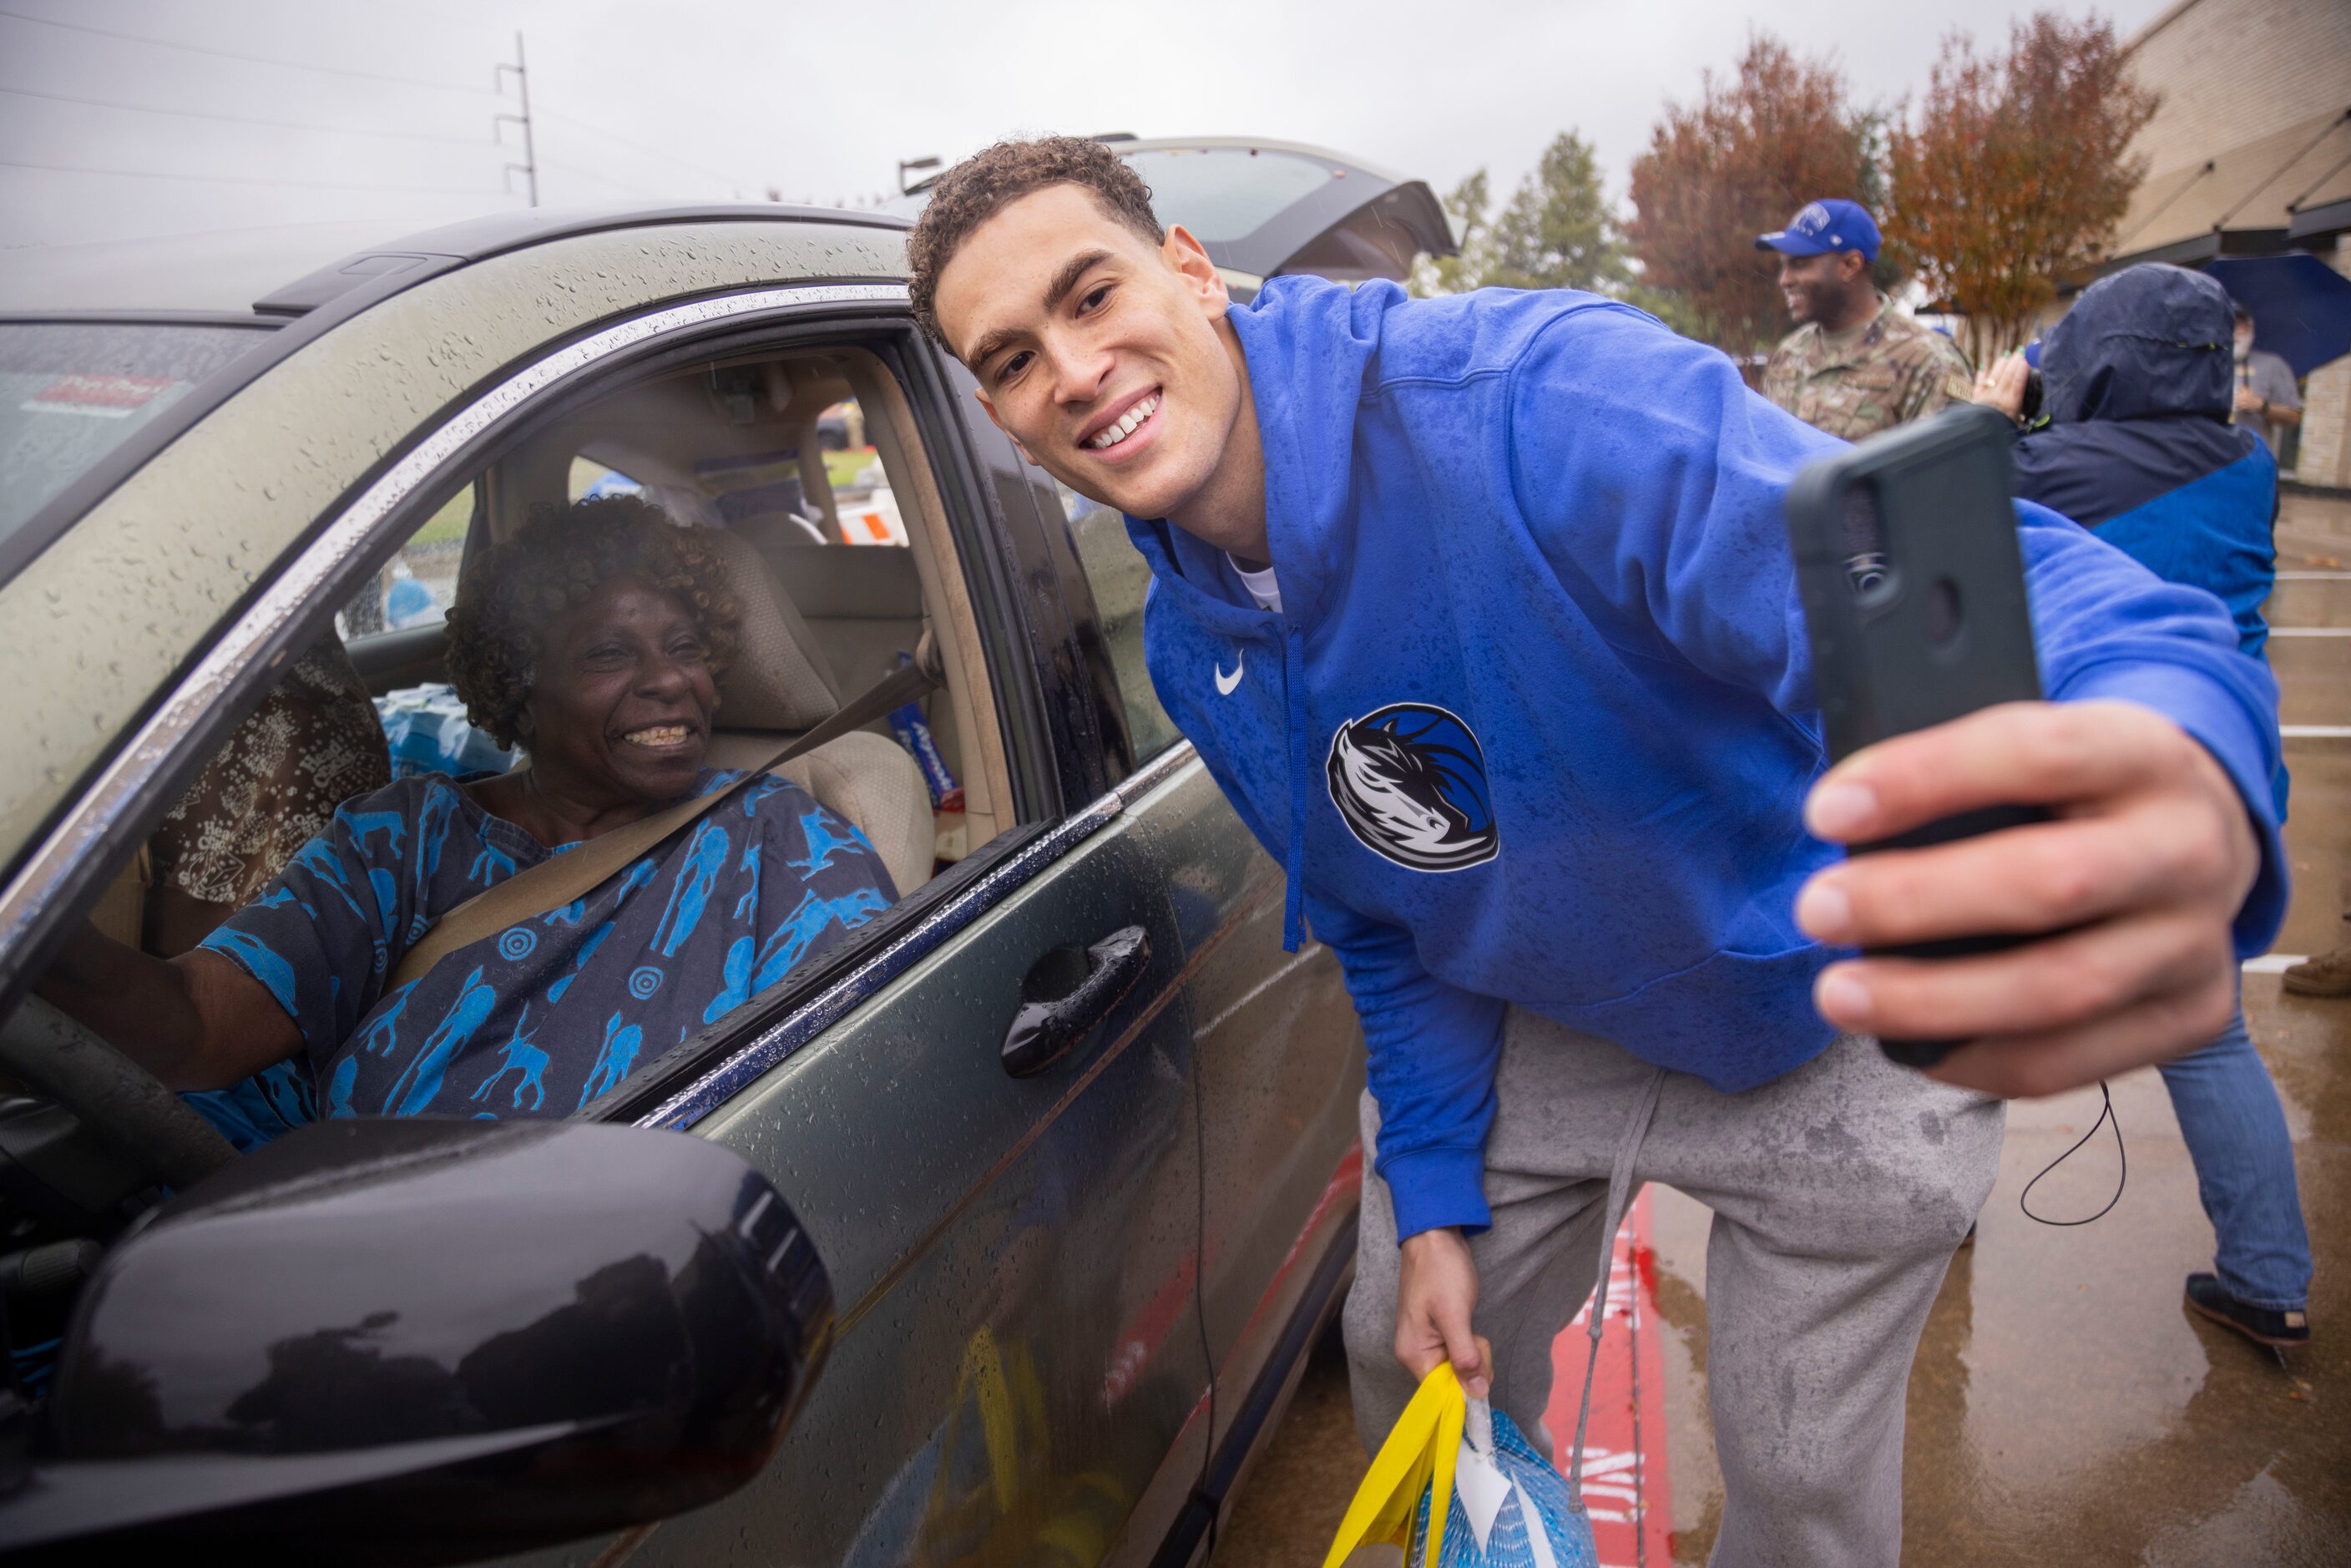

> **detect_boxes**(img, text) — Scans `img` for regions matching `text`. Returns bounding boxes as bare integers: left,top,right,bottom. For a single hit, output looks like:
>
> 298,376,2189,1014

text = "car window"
1051,478,1179,762
336,482,471,641
570,456,645,501
809,399,906,547
0,321,265,560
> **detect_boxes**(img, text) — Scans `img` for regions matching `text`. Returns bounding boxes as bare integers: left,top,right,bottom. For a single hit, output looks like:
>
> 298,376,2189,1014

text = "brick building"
2105,0,2351,487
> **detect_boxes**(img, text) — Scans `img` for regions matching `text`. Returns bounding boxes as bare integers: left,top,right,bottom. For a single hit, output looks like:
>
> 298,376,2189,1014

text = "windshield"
0,321,265,554
1120,146,1342,242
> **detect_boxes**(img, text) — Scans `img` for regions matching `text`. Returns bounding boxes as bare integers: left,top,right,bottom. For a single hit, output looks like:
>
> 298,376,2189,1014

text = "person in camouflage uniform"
1754,199,1974,442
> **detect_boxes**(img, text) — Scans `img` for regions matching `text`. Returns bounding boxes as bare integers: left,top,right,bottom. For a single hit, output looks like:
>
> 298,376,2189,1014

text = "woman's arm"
36,923,302,1091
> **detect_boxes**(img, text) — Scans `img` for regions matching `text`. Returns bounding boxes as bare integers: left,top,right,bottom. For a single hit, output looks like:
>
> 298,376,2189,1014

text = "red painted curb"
1542,1189,1675,1568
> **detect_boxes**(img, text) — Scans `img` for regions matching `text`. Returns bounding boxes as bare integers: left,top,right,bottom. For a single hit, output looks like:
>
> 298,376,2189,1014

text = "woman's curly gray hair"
443,495,741,749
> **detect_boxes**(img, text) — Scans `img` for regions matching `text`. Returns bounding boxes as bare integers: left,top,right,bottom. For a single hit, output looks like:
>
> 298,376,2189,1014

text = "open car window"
35,321,1030,1168
486,341,1014,867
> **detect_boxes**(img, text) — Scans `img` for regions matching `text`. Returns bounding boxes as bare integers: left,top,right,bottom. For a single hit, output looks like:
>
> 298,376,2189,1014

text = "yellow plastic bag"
1322,1361,1468,1568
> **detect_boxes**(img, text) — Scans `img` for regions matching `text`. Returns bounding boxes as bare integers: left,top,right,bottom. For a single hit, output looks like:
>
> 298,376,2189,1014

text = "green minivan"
0,142,1451,1565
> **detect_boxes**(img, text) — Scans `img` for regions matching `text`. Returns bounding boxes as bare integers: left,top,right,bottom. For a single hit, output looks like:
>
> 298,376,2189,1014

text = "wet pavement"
1213,491,2351,1567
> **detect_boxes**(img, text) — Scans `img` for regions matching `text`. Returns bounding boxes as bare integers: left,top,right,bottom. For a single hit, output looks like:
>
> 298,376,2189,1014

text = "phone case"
1782,405,2046,1067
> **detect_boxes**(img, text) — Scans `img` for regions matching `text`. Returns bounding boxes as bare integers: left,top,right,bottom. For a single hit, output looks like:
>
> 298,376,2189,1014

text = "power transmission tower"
494,33,537,205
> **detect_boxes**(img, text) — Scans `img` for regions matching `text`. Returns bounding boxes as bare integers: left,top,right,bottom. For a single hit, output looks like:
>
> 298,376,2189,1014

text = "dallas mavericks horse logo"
1326,704,1499,873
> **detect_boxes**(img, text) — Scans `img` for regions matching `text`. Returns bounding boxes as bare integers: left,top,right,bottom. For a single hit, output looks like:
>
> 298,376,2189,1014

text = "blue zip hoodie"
1125,278,2288,1242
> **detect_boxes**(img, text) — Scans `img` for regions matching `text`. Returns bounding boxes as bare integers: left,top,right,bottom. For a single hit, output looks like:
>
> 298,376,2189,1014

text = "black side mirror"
0,1119,831,1565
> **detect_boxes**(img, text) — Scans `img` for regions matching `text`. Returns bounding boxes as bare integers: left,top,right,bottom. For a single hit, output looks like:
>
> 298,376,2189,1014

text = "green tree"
1412,133,1625,296
1413,169,1494,296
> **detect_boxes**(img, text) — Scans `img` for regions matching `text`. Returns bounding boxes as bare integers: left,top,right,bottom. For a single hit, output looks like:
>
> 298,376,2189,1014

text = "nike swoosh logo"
1215,651,1244,696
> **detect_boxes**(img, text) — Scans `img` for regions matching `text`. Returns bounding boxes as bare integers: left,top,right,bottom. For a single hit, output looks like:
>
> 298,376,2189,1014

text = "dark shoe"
2184,1272,2308,1348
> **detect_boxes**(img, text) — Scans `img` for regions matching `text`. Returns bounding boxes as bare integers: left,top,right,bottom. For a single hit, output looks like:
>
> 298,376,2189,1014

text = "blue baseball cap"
1755,199,1881,263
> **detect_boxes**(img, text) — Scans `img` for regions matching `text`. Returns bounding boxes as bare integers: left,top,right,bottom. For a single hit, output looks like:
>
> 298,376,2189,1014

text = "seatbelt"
384,640,938,992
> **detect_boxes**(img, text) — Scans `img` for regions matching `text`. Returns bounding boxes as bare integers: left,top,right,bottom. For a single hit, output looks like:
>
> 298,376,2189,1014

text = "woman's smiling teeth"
1086,392,1160,451
624,723,691,749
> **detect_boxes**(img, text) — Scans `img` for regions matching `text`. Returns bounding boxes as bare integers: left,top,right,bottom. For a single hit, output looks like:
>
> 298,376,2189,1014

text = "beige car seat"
694,529,934,898
758,539,971,794
762,541,925,695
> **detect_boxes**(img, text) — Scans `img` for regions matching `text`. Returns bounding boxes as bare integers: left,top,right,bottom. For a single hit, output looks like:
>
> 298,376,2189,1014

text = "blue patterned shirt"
194,768,896,1137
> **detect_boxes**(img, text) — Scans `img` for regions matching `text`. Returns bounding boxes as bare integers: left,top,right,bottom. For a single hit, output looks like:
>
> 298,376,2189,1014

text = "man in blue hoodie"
912,139,2283,1562
1976,263,2310,1351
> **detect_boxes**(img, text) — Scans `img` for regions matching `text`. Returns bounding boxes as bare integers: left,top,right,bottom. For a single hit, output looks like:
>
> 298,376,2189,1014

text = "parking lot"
1219,490,2351,1568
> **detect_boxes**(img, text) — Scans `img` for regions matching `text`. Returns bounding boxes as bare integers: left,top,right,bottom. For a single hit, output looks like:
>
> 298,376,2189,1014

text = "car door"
596,326,1215,1568
0,226,1213,1568
993,438,1367,1525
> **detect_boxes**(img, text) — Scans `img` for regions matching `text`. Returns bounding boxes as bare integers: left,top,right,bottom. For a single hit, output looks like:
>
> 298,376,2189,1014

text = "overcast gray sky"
0,0,2174,251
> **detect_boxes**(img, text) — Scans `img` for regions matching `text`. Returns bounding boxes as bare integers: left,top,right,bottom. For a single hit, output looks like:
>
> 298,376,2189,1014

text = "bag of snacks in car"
376,683,514,780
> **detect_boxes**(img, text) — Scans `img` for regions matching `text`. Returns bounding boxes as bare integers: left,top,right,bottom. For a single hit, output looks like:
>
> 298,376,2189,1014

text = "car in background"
897,133,1456,304
0,140,1448,1567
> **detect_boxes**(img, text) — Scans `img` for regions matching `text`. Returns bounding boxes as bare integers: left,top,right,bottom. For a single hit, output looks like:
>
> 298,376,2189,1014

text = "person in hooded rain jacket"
1976,263,2311,1348
909,138,2285,1563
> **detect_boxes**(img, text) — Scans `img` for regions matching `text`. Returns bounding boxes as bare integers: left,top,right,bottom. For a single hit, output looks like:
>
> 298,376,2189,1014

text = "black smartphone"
1783,403,2046,1068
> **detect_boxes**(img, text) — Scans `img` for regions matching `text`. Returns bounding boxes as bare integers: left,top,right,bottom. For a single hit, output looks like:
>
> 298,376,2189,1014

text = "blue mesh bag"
1407,1399,1597,1568
1332,1085,1656,1568
1322,1363,1598,1568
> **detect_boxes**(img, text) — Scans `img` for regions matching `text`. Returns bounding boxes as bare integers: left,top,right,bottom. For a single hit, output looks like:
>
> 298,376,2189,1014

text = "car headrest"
765,542,923,620
699,527,838,731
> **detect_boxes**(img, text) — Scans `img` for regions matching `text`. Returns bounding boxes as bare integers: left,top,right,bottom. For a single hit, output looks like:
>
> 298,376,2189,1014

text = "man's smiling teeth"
1087,392,1160,450
624,724,690,747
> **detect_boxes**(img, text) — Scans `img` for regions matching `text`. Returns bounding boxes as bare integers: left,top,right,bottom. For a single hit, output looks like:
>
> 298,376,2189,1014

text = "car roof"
0,205,908,320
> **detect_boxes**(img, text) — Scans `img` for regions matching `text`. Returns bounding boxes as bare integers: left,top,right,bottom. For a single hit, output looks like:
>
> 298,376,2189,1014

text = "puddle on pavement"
1646,1000,2349,1564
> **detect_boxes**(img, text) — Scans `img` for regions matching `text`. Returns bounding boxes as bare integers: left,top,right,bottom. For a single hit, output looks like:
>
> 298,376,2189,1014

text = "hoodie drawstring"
1565,1066,1665,1506
1282,622,1311,953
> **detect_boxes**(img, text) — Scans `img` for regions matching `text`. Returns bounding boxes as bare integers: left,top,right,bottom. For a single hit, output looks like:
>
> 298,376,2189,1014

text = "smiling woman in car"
38,496,897,1138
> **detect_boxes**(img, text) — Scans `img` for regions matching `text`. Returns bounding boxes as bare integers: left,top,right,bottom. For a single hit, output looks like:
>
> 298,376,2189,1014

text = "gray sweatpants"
1343,1009,2004,1568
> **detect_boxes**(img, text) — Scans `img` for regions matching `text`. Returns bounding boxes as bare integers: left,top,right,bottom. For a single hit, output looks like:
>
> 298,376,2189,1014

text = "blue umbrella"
2203,252,2351,378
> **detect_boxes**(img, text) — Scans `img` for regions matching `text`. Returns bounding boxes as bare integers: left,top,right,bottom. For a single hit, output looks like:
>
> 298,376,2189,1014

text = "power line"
0,8,497,95
329,0,504,36
0,156,509,195
534,105,740,192
538,156,662,199
0,82,489,144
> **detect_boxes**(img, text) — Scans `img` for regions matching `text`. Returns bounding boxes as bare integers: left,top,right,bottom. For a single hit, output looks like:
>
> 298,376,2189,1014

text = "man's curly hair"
443,495,741,750
908,135,1163,351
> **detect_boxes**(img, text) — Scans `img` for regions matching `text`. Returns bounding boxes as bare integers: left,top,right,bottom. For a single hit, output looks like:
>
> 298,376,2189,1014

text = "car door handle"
1000,925,1152,1079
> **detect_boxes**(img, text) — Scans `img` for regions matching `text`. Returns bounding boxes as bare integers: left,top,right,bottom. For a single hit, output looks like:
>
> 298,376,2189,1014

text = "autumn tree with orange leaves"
1883,14,2158,365
1627,35,1876,359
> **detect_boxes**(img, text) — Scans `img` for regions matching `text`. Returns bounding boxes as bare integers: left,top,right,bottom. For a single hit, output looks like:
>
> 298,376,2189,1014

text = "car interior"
352,341,1015,886
0,341,1022,1368
76,341,1016,963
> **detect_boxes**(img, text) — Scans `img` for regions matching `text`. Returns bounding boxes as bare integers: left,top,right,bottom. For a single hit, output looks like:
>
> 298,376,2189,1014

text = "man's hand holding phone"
1794,700,2259,1098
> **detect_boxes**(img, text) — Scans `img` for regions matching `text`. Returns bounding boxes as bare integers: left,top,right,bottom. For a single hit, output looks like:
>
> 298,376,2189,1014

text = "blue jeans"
2156,1010,2312,1310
